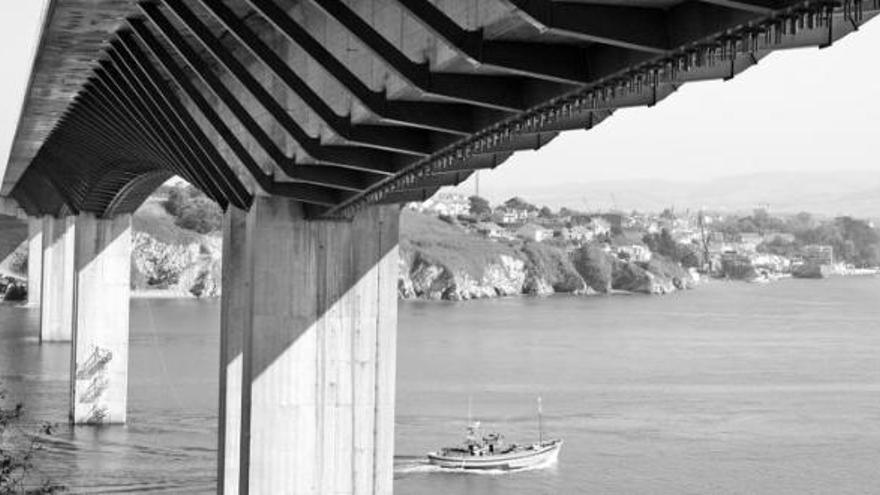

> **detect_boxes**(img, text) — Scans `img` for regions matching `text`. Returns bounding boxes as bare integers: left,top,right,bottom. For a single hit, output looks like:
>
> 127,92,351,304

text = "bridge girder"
4,0,877,218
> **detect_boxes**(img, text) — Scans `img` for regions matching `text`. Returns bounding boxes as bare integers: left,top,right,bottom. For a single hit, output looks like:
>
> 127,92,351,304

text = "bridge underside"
5,0,877,219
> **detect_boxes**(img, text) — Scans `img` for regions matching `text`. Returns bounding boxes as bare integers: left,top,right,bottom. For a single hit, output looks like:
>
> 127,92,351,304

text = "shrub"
0,387,64,494
161,184,223,234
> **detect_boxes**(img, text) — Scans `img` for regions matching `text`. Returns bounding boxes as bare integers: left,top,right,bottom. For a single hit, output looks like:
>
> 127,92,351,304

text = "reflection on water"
1,278,879,493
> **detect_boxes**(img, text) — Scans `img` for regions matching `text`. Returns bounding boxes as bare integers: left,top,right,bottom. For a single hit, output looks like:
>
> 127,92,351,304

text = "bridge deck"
3,0,877,218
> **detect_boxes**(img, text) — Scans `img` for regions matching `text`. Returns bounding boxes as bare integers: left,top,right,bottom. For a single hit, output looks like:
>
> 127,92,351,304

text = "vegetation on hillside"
400,209,520,279
750,214,880,267
643,229,701,268
133,199,205,246
161,184,223,235
520,242,586,293
0,387,63,494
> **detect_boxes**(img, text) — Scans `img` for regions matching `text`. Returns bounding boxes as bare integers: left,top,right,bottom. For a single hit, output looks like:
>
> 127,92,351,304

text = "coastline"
131,289,200,299
126,271,879,301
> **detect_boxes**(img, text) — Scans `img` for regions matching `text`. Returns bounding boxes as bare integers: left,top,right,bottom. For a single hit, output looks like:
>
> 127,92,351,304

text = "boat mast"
537,396,543,444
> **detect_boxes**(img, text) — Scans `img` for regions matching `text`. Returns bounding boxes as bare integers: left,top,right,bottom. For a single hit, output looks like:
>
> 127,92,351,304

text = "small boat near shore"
427,397,562,471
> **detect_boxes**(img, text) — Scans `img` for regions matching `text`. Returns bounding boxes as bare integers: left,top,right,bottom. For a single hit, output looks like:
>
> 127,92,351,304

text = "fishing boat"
426,398,562,471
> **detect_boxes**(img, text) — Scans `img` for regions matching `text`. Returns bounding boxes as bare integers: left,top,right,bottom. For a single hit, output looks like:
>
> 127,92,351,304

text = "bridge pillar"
26,217,43,307
40,215,75,342
70,213,132,424
220,197,399,495
219,205,249,494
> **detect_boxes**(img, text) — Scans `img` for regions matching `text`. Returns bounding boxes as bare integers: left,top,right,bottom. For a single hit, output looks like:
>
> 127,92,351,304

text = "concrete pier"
70,213,132,424
220,198,400,494
27,217,42,306
219,206,249,494
40,215,74,342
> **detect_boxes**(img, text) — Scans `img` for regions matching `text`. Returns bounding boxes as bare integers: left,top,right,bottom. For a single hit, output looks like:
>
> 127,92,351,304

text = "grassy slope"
133,198,205,245
400,210,520,278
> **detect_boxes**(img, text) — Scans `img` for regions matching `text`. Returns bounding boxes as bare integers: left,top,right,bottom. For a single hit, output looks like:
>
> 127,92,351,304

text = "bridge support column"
40,215,75,342
70,213,132,424
219,206,249,494
27,217,43,307
220,197,399,495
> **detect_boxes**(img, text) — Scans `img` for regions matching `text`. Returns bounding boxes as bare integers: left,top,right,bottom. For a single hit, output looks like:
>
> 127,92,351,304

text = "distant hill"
474,170,880,219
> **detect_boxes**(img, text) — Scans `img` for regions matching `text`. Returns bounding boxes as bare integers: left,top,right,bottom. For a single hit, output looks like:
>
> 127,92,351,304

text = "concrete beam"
220,198,399,493
70,213,132,424
40,215,75,343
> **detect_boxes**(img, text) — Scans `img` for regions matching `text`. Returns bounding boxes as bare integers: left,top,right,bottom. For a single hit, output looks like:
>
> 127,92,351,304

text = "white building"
516,223,552,242
615,244,652,263
415,193,470,217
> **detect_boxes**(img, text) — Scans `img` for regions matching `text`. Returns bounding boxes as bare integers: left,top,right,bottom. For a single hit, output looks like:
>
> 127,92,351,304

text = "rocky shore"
129,208,697,301
397,211,697,301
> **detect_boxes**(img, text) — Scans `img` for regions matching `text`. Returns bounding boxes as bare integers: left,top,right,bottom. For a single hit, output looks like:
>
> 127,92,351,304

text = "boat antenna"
537,396,543,444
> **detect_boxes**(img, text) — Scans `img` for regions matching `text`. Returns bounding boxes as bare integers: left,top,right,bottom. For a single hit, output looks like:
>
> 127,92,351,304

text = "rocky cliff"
131,231,222,297
397,212,696,301
130,199,222,297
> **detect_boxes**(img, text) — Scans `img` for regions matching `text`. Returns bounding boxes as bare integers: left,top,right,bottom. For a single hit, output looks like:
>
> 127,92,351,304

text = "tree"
1,387,64,493
642,228,700,267
503,196,537,212
538,206,554,218
558,207,581,218
162,184,223,234
468,196,491,217
175,196,223,234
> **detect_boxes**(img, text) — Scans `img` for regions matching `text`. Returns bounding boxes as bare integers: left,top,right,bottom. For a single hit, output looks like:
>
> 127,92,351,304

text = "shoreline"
127,271,879,301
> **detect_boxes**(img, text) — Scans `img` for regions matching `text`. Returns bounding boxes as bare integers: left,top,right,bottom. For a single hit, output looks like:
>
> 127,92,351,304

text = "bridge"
2,0,876,493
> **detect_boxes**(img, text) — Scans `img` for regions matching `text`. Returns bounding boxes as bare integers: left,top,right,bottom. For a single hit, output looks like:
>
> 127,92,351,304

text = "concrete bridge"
2,0,876,493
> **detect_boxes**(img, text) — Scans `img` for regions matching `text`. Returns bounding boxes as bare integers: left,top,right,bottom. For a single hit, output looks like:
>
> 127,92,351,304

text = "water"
2,277,879,494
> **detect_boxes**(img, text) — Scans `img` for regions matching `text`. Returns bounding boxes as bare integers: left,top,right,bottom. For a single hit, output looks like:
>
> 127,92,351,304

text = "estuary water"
1,277,879,494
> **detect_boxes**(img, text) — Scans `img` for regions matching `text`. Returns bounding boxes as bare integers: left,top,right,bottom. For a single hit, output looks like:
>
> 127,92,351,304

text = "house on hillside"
802,244,834,266
494,206,536,225
567,225,595,243
739,233,763,253
516,223,552,242
415,193,469,217
473,222,510,239
587,218,612,237
615,244,652,263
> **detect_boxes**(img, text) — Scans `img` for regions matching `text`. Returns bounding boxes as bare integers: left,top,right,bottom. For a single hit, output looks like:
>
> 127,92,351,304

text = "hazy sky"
0,1,47,174
457,19,880,200
1,1,878,199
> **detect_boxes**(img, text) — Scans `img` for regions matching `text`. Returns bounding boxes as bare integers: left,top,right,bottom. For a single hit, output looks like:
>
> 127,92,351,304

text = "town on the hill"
411,193,880,283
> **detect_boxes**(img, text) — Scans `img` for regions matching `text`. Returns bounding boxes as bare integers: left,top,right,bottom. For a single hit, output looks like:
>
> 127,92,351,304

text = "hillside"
471,170,880,219
131,197,221,297
398,210,694,300
130,195,697,300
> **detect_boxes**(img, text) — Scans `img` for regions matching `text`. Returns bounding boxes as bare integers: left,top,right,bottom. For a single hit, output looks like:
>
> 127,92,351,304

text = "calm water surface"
1,277,879,494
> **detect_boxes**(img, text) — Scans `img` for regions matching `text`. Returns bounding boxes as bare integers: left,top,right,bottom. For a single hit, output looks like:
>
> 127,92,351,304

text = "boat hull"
427,440,562,470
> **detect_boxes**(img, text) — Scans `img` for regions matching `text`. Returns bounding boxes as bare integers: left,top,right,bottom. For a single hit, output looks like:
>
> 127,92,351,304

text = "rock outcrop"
131,232,222,297
399,251,526,301
521,242,591,296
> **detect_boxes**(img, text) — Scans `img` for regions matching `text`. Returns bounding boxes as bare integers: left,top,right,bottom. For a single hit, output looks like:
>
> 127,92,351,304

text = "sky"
455,19,880,201
1,1,879,204
0,0,48,175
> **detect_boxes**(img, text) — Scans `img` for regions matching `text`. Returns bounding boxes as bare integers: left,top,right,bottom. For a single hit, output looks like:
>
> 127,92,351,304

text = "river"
1,277,879,494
